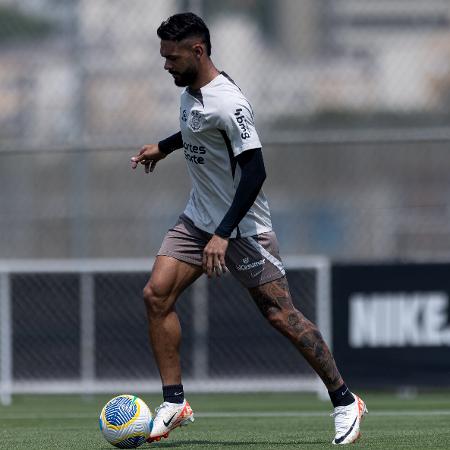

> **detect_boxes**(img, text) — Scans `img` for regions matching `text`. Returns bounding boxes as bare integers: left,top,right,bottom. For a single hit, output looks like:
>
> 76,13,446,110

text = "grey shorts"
157,214,286,288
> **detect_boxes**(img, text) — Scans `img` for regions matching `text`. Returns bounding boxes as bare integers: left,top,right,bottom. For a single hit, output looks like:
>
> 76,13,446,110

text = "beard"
170,65,198,87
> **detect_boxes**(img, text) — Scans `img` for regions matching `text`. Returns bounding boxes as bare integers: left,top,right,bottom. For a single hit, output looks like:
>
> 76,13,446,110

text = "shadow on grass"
148,439,328,447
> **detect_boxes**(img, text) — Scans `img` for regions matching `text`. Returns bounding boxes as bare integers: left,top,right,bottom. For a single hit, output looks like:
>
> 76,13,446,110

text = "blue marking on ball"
105,396,138,426
115,435,146,448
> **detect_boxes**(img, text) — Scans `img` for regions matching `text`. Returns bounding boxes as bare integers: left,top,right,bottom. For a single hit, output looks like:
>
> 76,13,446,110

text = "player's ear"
193,43,204,59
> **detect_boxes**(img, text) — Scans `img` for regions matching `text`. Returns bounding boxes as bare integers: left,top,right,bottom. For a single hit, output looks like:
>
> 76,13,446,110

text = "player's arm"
131,131,183,173
215,148,266,238
202,148,266,278
203,97,264,277
157,131,183,155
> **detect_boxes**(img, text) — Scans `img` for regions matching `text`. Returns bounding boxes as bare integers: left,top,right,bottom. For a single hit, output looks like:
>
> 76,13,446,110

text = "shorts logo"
188,110,203,131
250,268,264,278
236,257,265,272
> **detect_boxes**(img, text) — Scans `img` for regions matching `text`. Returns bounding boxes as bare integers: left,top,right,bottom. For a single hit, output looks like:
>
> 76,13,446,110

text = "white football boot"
147,399,194,442
331,393,368,445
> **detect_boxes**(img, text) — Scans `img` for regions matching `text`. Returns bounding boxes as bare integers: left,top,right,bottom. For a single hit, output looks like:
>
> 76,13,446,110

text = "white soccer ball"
99,394,153,448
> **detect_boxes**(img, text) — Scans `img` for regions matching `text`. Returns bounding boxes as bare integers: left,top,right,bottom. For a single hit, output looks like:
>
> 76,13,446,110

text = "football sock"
163,384,184,404
329,383,355,407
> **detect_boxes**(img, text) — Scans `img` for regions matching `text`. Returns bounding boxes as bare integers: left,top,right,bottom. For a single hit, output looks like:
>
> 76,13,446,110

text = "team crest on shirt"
188,110,204,131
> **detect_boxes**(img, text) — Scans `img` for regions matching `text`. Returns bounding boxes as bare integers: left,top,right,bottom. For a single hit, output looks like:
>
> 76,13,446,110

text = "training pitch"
1,391,450,449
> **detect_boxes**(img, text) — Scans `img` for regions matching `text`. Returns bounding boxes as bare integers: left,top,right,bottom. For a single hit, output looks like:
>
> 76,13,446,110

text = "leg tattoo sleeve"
249,277,343,391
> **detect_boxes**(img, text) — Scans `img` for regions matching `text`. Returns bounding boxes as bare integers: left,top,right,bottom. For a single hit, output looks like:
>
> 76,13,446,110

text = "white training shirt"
179,72,272,238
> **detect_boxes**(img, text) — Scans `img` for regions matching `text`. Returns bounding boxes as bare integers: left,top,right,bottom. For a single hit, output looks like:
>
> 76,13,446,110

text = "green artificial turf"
1,392,449,449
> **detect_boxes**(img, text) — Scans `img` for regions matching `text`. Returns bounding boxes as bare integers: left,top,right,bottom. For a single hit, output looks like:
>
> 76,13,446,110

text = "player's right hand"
131,144,167,173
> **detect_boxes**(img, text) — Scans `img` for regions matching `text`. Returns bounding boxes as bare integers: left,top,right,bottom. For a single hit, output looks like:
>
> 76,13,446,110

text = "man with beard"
131,12,367,445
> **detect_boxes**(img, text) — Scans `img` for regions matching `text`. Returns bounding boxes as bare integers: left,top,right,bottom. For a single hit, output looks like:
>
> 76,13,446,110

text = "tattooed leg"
248,276,343,391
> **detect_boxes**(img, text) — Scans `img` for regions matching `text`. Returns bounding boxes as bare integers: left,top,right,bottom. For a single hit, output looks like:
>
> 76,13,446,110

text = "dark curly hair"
157,12,212,56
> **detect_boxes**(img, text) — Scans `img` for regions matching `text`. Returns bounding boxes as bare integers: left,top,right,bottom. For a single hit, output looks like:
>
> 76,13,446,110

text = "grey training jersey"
180,72,272,238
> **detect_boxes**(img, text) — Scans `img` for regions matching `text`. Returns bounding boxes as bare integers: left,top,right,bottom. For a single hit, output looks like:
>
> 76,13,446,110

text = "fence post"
316,259,332,400
80,272,95,394
191,275,208,381
317,259,332,351
0,272,12,405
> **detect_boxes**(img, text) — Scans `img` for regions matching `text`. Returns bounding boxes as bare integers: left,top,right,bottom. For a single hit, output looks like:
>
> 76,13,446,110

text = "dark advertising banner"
332,263,450,388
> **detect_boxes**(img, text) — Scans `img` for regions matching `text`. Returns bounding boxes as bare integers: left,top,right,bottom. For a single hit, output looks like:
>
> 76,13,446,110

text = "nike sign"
163,412,177,427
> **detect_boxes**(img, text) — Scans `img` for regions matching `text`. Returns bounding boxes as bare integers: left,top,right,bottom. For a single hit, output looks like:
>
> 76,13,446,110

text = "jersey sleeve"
217,97,262,157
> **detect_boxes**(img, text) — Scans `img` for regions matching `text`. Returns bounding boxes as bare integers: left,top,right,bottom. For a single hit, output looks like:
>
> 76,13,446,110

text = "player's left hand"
203,235,228,278
131,144,166,173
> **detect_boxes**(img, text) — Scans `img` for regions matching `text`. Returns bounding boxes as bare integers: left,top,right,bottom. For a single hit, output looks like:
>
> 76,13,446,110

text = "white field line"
1,410,450,420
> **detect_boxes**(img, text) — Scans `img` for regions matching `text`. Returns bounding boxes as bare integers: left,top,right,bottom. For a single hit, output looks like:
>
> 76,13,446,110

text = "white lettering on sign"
349,292,450,348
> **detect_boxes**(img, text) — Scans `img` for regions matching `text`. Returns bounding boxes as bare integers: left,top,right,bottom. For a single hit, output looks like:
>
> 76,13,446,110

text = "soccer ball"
99,394,153,448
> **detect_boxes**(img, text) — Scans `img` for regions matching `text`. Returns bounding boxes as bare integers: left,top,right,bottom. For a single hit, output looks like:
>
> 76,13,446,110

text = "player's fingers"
204,251,214,278
138,146,148,156
144,162,150,174
130,148,147,164
219,254,227,273
207,254,214,278
131,155,144,168
213,254,222,277
202,250,208,273
150,160,157,172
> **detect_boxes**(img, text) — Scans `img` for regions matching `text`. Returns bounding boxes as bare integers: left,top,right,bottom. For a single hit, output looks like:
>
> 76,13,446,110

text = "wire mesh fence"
1,1,450,260
2,141,450,261
12,273,81,379
1,0,450,405
1,0,450,150
0,258,327,404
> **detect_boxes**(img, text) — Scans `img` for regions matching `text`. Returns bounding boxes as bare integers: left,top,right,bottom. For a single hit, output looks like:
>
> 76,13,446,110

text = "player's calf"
249,277,344,391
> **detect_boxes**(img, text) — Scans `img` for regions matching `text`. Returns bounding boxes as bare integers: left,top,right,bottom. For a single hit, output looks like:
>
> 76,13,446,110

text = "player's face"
160,40,199,87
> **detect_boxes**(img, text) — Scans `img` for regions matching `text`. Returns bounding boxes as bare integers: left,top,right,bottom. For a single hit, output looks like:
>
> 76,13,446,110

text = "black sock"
329,383,355,408
163,384,184,404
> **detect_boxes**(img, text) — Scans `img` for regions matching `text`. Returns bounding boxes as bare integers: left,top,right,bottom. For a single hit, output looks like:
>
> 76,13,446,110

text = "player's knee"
142,283,171,318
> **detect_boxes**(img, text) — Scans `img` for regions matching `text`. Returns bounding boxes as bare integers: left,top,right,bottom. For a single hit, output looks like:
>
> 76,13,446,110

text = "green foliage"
0,6,54,43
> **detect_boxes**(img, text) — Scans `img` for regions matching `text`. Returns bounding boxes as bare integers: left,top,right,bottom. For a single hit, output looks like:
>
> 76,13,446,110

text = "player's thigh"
247,276,295,317
146,214,208,306
144,255,203,306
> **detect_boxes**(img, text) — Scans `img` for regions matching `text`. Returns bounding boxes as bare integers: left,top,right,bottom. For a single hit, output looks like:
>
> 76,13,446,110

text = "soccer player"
131,12,367,445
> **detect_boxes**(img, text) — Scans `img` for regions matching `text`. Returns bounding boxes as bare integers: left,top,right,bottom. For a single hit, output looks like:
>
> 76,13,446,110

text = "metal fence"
2,0,450,405
0,257,330,405
2,140,450,261
1,1,450,261
1,0,450,150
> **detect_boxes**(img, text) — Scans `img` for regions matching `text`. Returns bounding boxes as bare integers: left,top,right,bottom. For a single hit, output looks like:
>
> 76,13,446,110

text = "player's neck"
189,60,220,91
